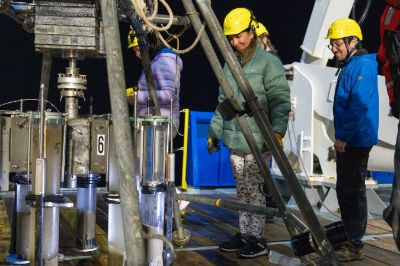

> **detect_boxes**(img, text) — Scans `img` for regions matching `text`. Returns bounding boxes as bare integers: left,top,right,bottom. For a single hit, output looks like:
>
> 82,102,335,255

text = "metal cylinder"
141,190,165,265
132,116,143,188
58,58,87,120
76,173,101,251
35,112,64,266
64,98,79,119
139,116,169,187
8,174,31,264
43,207,59,265
15,182,30,259
137,116,168,265
4,111,64,265
66,118,91,188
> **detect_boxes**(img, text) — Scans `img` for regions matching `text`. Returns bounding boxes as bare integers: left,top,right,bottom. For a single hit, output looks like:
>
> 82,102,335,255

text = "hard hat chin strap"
247,8,257,32
344,37,357,61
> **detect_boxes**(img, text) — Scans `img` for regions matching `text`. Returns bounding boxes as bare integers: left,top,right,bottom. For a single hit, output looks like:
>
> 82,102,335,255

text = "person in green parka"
207,8,290,258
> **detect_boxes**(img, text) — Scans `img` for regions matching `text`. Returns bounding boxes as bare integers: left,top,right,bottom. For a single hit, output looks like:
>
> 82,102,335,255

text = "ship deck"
1,190,399,265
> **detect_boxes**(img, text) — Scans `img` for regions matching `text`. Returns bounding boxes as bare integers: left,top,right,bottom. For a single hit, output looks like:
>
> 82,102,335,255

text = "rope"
155,22,206,54
130,0,174,32
129,0,206,54
148,0,159,20
172,117,184,137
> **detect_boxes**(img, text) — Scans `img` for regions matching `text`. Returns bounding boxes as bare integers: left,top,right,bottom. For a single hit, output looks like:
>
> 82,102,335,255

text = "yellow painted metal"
181,109,190,189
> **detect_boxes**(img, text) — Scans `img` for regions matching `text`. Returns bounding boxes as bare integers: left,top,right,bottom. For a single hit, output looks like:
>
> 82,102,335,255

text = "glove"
207,137,220,154
275,133,283,148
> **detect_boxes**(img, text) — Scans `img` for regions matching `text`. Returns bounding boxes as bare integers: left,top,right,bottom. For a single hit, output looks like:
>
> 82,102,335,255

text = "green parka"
208,44,290,154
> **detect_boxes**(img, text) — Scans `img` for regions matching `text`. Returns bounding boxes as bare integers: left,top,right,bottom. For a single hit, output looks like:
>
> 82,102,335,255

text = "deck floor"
1,193,399,265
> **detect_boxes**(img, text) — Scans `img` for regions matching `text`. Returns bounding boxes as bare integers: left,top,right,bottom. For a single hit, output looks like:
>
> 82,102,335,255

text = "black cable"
351,0,372,26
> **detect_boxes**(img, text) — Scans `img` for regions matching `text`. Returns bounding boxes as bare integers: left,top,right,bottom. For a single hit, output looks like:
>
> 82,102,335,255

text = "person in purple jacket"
127,30,183,137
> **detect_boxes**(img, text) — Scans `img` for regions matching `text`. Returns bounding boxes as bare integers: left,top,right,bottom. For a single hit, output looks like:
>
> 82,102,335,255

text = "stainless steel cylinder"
8,174,31,264
58,58,87,120
66,118,91,188
64,97,79,119
15,182,30,259
139,116,169,187
34,113,64,266
0,111,11,191
5,111,65,265
132,116,143,189
76,173,101,251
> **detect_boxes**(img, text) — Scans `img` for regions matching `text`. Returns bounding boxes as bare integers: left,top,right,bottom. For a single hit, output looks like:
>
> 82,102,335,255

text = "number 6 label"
97,134,105,155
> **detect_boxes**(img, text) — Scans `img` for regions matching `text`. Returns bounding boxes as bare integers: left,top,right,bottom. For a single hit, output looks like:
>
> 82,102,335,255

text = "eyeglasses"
327,41,345,50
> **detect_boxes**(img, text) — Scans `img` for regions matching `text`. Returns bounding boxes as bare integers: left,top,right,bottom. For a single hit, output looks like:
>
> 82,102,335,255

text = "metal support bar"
119,0,161,116
150,14,190,26
38,53,52,111
171,185,185,239
179,194,276,216
194,0,338,264
119,12,190,25
100,0,145,265
39,85,45,159
31,85,47,265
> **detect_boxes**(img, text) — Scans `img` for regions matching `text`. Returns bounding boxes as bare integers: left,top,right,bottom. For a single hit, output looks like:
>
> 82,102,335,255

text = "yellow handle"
181,109,190,190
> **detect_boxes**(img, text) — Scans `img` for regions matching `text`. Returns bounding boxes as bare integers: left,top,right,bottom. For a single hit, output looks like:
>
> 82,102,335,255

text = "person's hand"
275,133,283,148
334,139,346,153
207,137,220,154
127,96,134,105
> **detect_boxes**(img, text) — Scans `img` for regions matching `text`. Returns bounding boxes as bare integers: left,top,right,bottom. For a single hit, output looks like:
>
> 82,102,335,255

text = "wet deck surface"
1,193,400,265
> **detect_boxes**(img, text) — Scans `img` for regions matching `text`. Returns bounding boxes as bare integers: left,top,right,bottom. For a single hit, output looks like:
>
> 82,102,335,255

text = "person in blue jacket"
326,18,379,262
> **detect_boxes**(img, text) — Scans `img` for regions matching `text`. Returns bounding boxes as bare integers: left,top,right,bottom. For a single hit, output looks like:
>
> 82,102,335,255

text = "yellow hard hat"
223,8,254,36
253,22,269,37
326,18,363,41
127,29,138,48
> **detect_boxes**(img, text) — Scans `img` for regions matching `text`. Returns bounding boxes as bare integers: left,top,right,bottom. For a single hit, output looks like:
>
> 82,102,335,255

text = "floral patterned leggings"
230,150,271,239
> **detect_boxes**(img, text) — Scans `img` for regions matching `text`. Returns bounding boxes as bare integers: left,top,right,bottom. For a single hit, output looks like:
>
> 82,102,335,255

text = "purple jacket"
137,49,183,123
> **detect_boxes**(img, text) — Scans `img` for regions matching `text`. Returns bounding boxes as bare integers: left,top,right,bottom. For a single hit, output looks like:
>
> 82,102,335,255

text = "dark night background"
0,1,387,114
0,1,388,184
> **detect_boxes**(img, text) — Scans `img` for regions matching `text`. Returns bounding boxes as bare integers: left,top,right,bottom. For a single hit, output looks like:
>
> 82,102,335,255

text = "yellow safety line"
181,108,189,189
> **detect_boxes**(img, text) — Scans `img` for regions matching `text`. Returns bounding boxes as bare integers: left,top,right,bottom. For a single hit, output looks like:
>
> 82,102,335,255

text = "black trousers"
336,146,372,248
383,121,400,251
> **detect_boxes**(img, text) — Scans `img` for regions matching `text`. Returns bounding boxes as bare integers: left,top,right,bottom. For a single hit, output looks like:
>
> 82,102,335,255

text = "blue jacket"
333,53,379,148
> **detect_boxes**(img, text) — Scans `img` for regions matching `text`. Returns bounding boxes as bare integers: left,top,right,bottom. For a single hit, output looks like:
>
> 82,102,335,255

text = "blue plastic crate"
370,171,394,184
186,111,235,188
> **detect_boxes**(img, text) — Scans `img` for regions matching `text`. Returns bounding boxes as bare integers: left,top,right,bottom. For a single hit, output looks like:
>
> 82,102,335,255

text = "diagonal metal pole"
180,0,306,238
100,0,145,265
119,0,161,116
193,0,339,264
